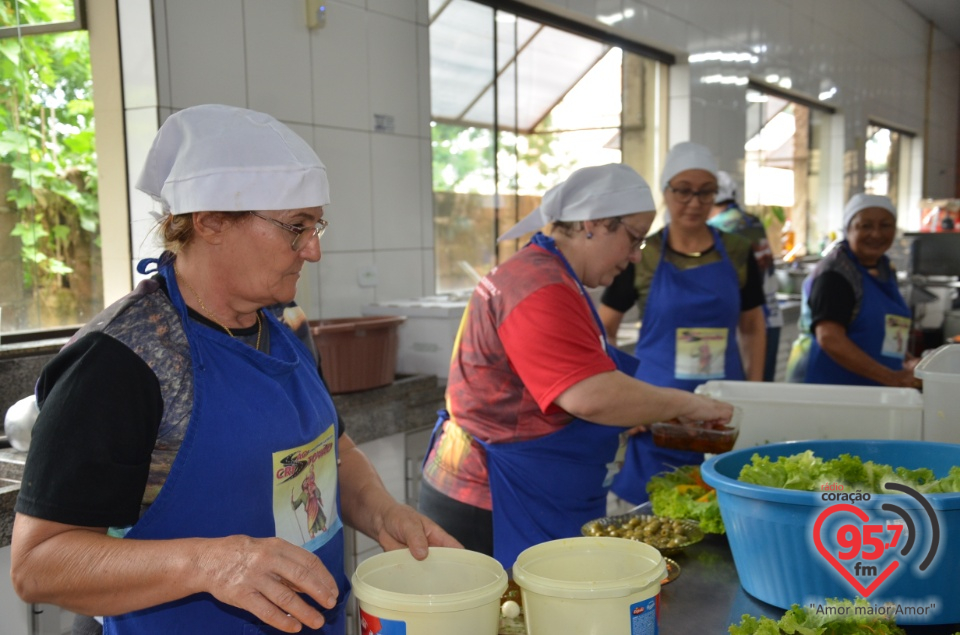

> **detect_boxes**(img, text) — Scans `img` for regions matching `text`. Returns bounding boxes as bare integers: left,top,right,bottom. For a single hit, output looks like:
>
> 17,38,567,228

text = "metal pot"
774,267,809,296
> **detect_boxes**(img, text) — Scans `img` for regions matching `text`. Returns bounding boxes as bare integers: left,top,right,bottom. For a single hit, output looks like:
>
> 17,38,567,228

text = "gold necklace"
174,265,262,350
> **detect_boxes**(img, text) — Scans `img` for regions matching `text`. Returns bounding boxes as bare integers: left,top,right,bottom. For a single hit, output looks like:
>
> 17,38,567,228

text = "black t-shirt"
807,271,857,328
601,229,765,316
16,276,343,528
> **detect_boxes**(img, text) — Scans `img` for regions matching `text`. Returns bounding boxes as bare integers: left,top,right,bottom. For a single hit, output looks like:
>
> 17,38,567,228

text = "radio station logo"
812,481,940,598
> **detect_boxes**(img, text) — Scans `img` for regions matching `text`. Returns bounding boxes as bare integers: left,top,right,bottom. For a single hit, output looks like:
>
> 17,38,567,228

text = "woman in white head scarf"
786,193,919,387
598,142,767,508
11,104,459,635
418,163,733,569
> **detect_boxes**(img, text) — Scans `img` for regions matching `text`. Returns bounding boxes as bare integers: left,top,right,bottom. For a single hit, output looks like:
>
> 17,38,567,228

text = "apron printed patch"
675,328,728,380
273,425,341,551
881,314,910,359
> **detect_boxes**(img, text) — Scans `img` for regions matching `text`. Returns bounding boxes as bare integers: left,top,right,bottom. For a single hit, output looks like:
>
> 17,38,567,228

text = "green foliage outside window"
0,0,100,329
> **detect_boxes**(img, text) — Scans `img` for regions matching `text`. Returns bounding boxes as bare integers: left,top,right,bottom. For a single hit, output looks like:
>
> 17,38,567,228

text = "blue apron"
613,226,744,504
106,257,349,635
426,233,637,570
805,244,910,385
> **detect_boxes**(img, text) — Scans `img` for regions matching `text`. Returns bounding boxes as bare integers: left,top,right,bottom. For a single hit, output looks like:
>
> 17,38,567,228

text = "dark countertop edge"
0,339,69,360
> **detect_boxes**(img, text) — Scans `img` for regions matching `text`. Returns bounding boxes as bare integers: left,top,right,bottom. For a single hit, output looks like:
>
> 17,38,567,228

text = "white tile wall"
368,13,421,137
316,251,378,318
374,249,425,301
310,3,370,131
244,0,314,124
118,0,158,109
366,0,418,22
122,0,958,320
370,134,426,250
313,126,375,252
164,0,247,108
151,0,172,108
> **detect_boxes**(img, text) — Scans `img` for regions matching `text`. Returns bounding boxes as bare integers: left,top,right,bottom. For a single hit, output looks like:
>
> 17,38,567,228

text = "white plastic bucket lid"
513,537,666,600
915,343,960,380
351,547,507,613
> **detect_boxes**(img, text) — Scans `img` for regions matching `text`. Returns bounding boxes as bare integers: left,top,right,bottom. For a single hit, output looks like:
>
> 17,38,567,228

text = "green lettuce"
729,598,941,634
646,465,726,534
737,452,960,495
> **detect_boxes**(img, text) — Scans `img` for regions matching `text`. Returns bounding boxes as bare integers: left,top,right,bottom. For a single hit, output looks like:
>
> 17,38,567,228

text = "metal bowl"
581,511,704,555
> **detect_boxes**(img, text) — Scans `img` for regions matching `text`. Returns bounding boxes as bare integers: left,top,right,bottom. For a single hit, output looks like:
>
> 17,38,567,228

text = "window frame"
0,0,85,38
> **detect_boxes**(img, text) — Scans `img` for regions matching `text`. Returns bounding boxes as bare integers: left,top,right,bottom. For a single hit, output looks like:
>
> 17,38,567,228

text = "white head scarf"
497,164,656,242
136,104,329,215
842,193,897,234
716,170,738,203
660,141,719,191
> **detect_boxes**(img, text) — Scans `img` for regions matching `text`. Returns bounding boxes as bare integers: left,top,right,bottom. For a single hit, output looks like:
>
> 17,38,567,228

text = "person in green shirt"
707,170,783,381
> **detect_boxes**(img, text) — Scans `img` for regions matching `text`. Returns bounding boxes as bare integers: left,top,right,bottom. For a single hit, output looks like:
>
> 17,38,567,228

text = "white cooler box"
363,297,468,379
914,343,960,443
694,381,924,449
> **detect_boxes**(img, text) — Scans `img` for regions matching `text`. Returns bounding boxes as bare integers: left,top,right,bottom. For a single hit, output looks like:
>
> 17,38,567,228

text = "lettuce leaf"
646,465,726,534
729,598,918,634
736,452,960,495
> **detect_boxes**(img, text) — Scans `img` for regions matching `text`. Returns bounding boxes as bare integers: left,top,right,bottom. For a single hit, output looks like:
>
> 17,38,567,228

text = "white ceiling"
901,0,960,45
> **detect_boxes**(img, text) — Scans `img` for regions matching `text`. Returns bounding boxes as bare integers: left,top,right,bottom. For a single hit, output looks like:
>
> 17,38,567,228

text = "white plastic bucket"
513,537,666,635
351,547,507,635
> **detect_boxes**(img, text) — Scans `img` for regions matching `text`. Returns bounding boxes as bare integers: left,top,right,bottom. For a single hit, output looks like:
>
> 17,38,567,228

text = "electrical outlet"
358,265,378,288
305,0,327,29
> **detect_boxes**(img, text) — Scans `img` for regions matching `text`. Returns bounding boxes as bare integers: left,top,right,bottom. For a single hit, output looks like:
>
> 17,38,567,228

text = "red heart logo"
813,503,899,597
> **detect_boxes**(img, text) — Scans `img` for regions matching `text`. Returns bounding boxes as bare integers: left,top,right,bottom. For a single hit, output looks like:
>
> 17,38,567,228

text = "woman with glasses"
598,142,767,508
417,164,734,569
11,105,458,635
786,194,920,387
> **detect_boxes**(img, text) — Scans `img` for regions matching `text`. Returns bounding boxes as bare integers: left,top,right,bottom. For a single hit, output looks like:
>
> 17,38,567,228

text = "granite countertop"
0,447,26,547
0,374,444,548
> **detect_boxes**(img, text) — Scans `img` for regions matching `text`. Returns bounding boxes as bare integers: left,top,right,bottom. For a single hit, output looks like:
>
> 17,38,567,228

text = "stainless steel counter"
661,534,960,634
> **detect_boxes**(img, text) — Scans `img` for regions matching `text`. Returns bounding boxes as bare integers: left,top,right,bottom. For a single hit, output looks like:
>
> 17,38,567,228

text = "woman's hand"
887,367,922,389
676,394,734,425
11,514,339,633
194,535,340,633
336,433,461,562
371,502,463,560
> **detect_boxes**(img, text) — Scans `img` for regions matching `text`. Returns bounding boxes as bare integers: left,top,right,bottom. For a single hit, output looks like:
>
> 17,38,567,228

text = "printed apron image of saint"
104,256,350,635
612,226,744,505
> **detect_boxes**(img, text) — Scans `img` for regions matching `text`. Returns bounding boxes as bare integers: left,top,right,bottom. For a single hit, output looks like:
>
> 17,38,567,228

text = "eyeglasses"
667,184,718,205
248,211,328,251
619,219,645,252
850,220,897,234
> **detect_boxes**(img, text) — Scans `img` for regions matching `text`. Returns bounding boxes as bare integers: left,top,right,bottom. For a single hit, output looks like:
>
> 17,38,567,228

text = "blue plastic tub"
701,440,960,625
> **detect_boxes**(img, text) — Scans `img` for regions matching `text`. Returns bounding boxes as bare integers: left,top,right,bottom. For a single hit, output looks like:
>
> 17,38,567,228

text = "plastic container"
701,440,960,625
351,547,507,634
308,316,405,394
914,343,960,443
363,297,468,379
694,381,923,449
513,537,666,635
651,409,741,453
